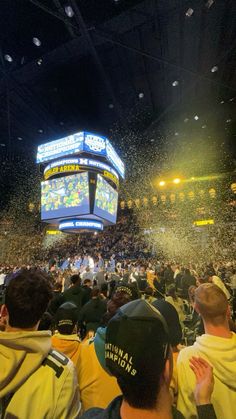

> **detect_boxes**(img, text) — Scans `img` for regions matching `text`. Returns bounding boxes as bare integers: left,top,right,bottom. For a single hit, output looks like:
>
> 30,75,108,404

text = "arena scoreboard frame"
37,131,124,232
37,131,125,179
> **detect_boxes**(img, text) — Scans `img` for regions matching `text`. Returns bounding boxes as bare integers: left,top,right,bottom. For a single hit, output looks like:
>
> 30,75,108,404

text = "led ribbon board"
37,132,84,163
59,219,104,232
193,219,214,226
37,131,125,179
43,157,119,187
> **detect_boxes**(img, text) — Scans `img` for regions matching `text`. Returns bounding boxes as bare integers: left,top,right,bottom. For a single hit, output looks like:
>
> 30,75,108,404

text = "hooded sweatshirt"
52,333,81,368
0,330,80,418
177,332,236,419
77,327,121,412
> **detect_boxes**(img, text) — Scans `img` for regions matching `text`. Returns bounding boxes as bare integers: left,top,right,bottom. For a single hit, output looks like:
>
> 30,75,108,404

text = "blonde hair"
195,283,228,326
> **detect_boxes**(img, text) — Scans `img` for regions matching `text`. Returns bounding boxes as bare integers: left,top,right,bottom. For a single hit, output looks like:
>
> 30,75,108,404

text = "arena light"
205,0,214,8
194,115,199,120
211,65,218,73
138,92,144,99
173,178,181,184
185,8,194,17
172,80,179,87
33,37,41,47
159,181,165,186
4,54,13,62
65,5,74,17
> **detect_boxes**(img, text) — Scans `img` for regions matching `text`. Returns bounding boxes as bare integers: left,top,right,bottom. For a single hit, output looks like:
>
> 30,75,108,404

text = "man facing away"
81,300,216,419
177,283,236,419
0,269,80,418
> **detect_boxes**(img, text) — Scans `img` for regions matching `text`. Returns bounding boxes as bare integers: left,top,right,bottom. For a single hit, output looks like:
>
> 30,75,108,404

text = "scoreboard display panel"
94,174,118,223
41,172,89,220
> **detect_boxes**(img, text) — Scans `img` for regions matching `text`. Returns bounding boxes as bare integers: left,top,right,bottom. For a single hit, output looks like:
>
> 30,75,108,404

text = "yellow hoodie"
52,333,81,368
0,330,80,418
177,332,236,419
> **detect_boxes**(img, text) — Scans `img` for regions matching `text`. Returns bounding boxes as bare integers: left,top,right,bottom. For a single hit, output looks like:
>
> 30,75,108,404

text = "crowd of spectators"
0,212,236,417
0,252,236,418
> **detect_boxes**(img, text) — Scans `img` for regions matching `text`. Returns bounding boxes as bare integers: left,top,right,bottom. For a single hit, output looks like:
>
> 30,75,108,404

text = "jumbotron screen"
41,172,89,220
94,174,118,223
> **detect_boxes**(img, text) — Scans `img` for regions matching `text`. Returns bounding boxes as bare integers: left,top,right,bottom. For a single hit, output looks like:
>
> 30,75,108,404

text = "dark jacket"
164,268,174,286
78,298,107,332
80,395,216,419
181,274,196,299
82,285,92,304
61,284,85,315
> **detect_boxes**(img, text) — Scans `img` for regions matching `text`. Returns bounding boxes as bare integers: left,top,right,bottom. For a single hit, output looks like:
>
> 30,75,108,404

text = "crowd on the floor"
0,258,236,418
1,212,236,266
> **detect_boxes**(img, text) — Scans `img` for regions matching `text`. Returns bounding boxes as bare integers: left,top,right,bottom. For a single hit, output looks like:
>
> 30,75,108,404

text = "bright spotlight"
194,115,199,120
159,181,165,186
4,54,13,62
33,37,41,47
173,178,181,184
65,5,74,17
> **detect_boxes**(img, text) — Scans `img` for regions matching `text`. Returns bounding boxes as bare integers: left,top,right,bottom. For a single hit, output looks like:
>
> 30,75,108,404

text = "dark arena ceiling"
0,0,235,180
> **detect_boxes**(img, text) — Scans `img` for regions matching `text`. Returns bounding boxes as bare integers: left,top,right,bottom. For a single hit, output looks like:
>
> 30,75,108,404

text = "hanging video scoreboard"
43,157,119,188
37,131,124,229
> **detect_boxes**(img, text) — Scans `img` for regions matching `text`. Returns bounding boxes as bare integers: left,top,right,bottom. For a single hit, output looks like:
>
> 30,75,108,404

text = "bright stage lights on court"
4,54,13,62
194,115,199,120
159,181,165,186
33,37,41,47
173,178,181,184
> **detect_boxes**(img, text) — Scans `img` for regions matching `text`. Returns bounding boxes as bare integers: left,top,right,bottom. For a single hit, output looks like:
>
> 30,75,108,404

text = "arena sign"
193,219,214,226
37,131,125,179
43,157,119,187
59,219,104,232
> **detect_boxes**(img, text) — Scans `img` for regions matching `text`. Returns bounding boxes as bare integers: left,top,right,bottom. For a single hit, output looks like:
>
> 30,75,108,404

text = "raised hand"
189,356,214,405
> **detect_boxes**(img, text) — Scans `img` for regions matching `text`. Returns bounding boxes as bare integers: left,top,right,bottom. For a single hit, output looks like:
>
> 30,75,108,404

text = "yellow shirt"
77,340,121,411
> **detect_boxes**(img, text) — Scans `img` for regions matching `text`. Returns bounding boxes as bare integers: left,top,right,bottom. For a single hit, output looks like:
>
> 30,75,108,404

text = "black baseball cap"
114,284,140,300
56,302,78,334
105,299,170,381
152,299,182,347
